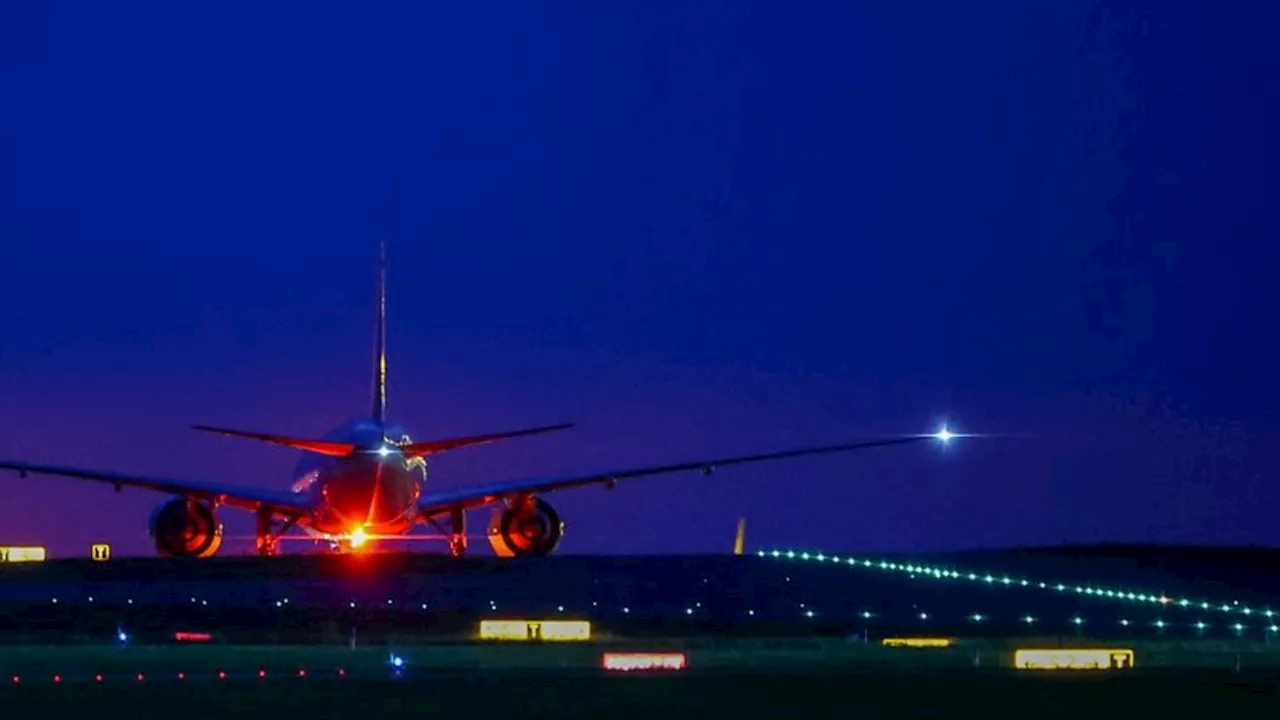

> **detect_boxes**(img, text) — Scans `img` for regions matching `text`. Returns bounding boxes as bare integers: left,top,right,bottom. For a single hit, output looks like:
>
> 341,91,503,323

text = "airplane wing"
400,422,574,458
417,435,940,517
0,460,313,514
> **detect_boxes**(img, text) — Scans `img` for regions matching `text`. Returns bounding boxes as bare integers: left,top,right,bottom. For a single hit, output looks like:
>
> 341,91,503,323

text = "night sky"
1,2,1276,558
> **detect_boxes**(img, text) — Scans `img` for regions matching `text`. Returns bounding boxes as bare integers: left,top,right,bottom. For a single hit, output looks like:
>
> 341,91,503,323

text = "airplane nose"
369,464,416,524
322,457,417,530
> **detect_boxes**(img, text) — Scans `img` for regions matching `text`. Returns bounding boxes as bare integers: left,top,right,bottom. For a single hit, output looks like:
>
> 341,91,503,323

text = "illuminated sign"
173,632,212,643
0,546,46,563
603,653,688,672
91,544,111,562
1014,648,1135,670
478,620,591,642
881,637,955,648
479,621,530,641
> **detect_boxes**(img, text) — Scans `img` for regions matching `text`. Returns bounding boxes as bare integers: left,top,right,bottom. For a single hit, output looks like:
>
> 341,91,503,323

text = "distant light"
934,427,954,442
377,446,392,457
117,630,129,643
389,653,405,668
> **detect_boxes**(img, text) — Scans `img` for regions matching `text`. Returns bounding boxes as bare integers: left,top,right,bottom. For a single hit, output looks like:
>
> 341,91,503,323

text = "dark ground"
0,669,1278,719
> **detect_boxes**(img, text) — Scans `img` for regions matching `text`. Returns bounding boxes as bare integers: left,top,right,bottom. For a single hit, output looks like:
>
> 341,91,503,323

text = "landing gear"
448,507,467,558
428,507,468,557
255,508,297,557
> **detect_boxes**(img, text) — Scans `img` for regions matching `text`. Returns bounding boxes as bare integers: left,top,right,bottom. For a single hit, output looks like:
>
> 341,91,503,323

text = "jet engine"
148,496,224,558
487,496,564,557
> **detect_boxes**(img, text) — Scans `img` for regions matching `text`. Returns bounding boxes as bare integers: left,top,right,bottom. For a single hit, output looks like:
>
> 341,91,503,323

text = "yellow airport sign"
0,546,46,563
1014,648,1135,670
91,544,111,562
478,620,591,642
882,637,955,648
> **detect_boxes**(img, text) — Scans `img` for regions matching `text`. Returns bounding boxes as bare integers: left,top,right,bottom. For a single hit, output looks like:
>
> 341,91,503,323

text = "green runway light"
762,547,1275,625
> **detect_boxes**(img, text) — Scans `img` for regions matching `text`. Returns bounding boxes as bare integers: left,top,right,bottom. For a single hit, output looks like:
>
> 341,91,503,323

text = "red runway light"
177,672,186,680
217,671,227,680
337,668,346,676
298,669,307,677
136,673,145,681
11,676,18,684
53,675,61,683
95,674,103,682
258,669,267,678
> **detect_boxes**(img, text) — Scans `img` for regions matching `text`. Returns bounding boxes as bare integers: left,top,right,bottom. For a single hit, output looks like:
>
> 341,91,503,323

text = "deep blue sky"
1,2,1276,557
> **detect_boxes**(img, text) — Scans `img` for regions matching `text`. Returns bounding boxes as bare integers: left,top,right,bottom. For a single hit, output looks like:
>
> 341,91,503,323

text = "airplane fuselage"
292,420,426,538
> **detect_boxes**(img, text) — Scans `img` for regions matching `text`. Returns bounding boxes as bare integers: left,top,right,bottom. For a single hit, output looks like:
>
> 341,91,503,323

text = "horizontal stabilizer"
192,425,356,457
401,422,574,458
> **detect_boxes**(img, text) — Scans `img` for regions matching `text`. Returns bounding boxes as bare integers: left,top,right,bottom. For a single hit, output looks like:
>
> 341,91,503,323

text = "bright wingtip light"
933,427,954,442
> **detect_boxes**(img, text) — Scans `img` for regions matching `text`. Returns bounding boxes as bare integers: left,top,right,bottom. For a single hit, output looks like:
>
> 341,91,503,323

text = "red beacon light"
298,669,308,677
258,669,267,678
136,673,145,682
217,670,227,680
95,674,103,682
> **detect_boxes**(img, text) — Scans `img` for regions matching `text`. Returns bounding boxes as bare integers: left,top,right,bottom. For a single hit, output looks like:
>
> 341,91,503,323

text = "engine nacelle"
487,496,564,557
148,496,224,558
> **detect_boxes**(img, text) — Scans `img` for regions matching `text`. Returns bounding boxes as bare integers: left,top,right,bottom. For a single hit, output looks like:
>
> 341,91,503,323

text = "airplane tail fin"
372,241,389,424
400,423,575,458
192,425,356,457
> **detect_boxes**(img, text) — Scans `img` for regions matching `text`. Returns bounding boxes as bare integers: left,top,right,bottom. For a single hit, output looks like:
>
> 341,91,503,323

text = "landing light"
349,528,369,548
934,427,954,442
377,446,392,457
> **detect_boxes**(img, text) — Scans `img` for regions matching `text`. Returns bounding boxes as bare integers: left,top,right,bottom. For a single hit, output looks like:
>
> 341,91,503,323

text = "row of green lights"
759,549,1277,619
963,612,1277,633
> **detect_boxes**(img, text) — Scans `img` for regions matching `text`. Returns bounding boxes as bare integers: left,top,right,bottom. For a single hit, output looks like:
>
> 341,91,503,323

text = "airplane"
0,244,962,558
